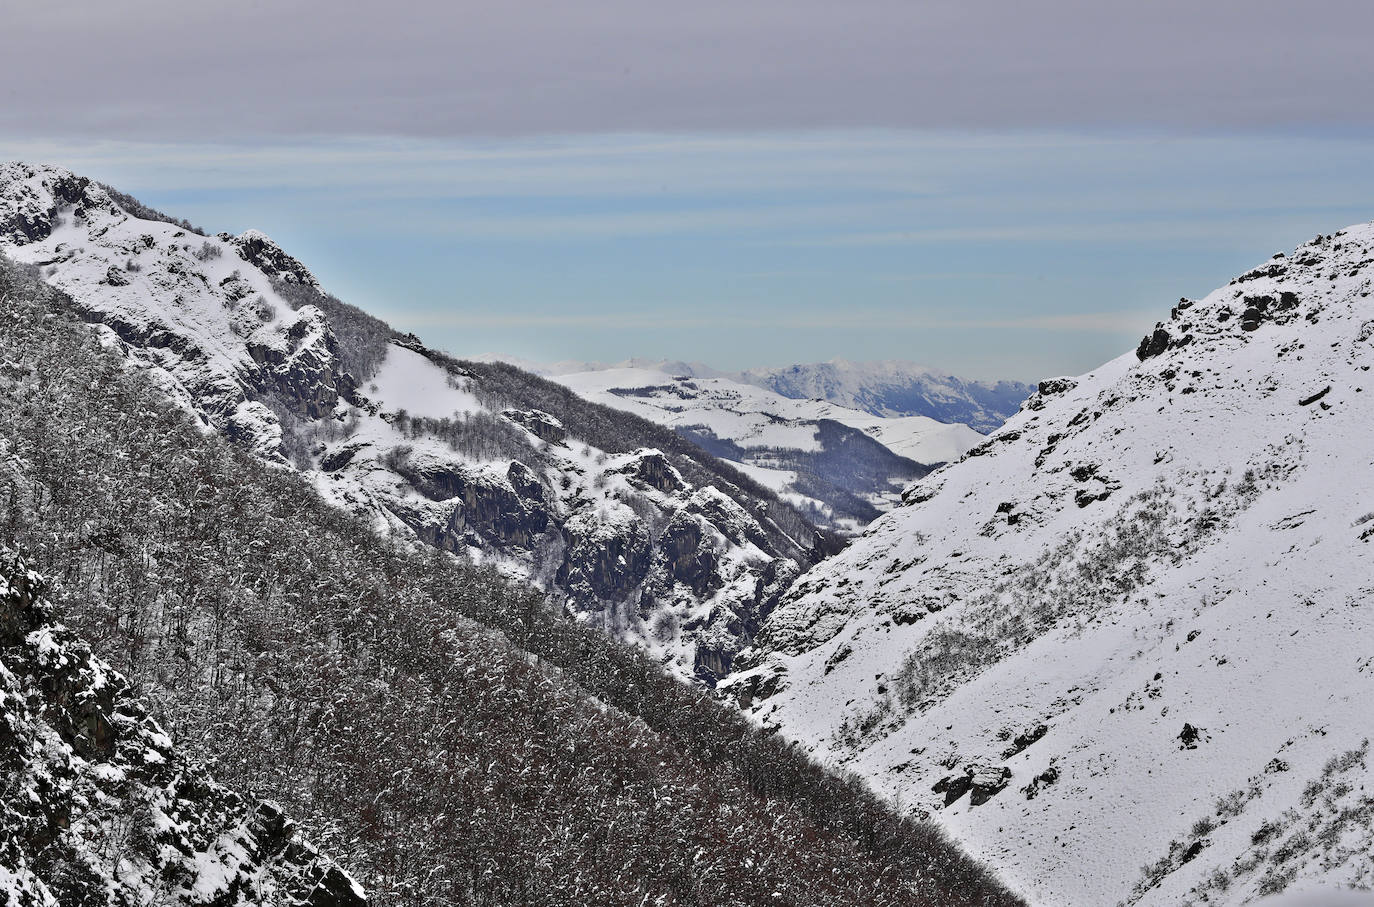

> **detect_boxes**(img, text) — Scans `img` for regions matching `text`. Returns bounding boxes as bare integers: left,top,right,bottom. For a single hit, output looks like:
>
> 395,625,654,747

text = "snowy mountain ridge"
0,162,827,684
726,224,1374,905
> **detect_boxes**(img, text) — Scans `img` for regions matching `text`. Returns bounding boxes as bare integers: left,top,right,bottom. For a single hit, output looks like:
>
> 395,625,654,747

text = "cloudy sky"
4,0,1373,379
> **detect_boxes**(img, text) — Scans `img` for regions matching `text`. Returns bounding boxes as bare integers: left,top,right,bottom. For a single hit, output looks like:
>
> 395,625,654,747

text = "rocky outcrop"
558,513,654,605
933,764,1011,808
502,408,567,445
660,511,719,596
616,448,684,493
247,305,357,419
0,548,367,907
395,456,550,550
226,229,319,288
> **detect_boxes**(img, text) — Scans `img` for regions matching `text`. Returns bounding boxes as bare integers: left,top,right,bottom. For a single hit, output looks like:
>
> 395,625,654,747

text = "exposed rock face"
617,448,684,493
0,164,354,464
394,455,550,550
0,548,367,907
558,512,654,604
225,229,319,287
660,511,719,596
502,408,567,444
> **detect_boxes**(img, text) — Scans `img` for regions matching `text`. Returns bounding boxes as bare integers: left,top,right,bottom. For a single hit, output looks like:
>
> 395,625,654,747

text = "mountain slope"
549,365,982,531
727,226,1374,905
0,161,831,684
0,549,365,907
0,221,1020,907
735,360,1033,433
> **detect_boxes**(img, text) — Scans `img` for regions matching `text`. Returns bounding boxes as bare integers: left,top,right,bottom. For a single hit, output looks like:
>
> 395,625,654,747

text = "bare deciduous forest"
0,255,1021,905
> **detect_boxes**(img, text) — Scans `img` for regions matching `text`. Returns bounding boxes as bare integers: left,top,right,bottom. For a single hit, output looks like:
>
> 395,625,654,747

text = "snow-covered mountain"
736,360,1033,433
726,227,1374,904
0,162,829,684
546,365,982,532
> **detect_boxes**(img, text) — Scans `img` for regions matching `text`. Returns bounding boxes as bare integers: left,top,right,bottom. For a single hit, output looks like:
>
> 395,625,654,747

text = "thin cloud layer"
2,0,1371,140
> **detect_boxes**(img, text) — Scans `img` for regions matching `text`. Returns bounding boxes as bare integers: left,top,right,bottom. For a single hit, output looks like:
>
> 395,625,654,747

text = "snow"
729,224,1374,906
369,344,483,420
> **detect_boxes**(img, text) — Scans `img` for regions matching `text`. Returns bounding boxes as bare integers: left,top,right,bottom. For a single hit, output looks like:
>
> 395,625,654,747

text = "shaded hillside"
0,549,365,907
0,255,1021,906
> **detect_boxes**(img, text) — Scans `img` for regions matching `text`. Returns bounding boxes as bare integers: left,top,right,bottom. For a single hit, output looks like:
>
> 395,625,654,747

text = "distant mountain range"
493,355,1033,435
542,365,983,532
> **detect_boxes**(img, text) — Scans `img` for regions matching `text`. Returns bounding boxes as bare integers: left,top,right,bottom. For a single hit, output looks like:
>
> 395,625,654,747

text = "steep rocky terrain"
727,226,1374,904
549,365,982,532
0,549,365,907
0,162,831,684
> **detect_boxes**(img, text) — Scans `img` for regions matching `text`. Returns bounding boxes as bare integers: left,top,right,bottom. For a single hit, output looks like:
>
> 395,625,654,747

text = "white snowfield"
727,225,1374,906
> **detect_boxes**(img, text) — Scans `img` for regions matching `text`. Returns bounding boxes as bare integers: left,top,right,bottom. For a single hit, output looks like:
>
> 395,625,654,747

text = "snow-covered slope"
0,162,825,684
736,360,1033,433
727,226,1374,905
548,365,982,531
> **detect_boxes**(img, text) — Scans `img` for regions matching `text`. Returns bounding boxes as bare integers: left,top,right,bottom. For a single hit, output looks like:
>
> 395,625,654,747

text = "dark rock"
1021,765,1060,800
1136,325,1171,360
619,449,684,493
934,763,1011,807
968,764,1012,805
320,442,367,473
932,772,974,806
502,408,567,445
506,461,547,504
1178,722,1207,749
227,230,318,287
557,518,653,604
1299,385,1331,407
1002,723,1048,759
397,458,548,549
1074,486,1112,508
660,512,718,596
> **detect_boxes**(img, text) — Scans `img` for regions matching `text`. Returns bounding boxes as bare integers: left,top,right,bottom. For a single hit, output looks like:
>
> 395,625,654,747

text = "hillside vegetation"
0,254,1021,906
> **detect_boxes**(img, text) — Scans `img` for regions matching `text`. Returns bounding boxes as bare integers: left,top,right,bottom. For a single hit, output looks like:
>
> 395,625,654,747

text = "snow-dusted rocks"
0,548,366,907
0,162,354,464
726,224,1374,905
